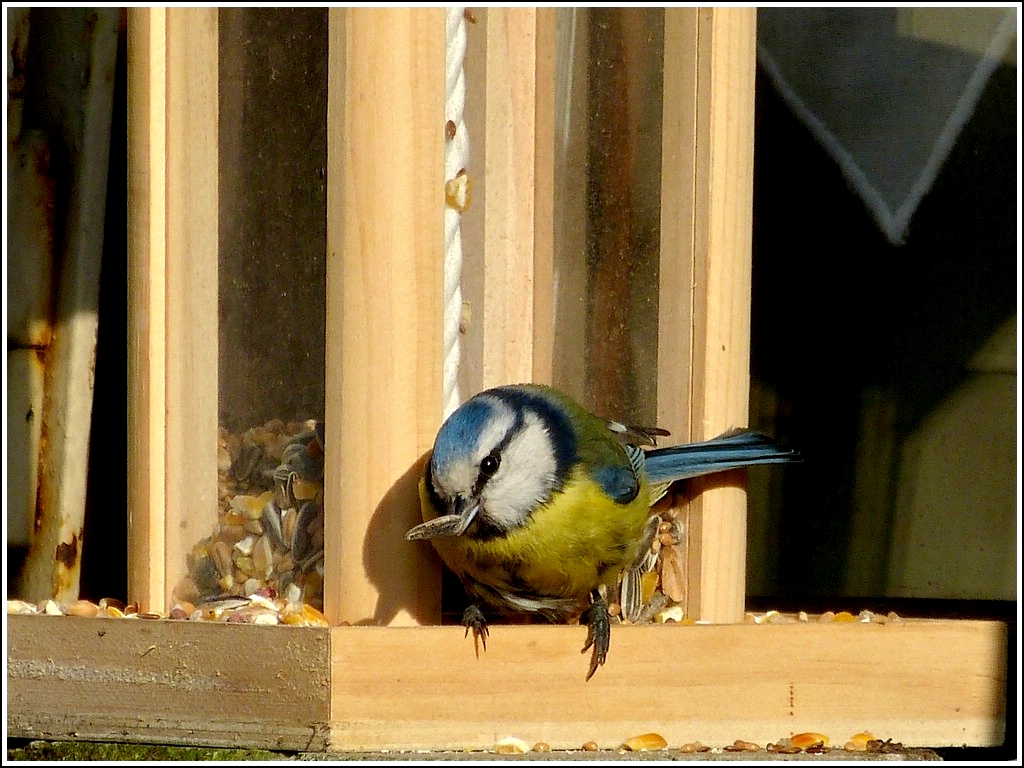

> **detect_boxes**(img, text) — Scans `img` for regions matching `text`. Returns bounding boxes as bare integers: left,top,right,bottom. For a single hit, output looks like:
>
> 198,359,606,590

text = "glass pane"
174,9,329,615
552,8,664,427
553,10,703,624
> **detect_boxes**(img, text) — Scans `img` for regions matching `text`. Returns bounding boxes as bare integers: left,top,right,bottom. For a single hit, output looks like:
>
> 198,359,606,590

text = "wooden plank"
127,7,168,611
328,620,1007,751
162,8,220,612
127,8,221,612
6,615,331,751
479,8,556,388
658,9,698,446
127,9,220,612
323,8,445,627
658,8,758,624
7,616,1002,750
456,7,487,400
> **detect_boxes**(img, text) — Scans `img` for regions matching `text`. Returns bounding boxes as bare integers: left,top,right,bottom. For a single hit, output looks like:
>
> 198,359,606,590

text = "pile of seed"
6,593,329,626
485,730,896,755
8,419,330,627
173,419,327,614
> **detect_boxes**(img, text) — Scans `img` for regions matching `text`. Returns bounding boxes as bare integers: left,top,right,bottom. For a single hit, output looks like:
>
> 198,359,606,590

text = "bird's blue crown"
431,397,498,472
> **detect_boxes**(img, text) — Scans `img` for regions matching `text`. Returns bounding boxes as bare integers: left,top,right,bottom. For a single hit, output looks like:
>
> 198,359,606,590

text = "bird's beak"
404,498,480,541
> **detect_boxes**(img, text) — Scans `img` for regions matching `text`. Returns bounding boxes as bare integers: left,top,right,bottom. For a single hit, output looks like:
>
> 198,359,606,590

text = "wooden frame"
127,7,220,612
658,8,759,624
8,616,1006,750
323,7,444,628
476,7,556,389
8,7,1008,752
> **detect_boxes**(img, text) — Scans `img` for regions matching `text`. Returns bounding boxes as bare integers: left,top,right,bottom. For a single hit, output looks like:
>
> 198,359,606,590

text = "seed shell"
622,732,668,751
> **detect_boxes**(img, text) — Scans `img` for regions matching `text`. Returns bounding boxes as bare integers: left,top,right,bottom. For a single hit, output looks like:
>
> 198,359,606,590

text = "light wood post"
323,8,445,627
658,7,758,623
127,8,219,611
472,8,556,390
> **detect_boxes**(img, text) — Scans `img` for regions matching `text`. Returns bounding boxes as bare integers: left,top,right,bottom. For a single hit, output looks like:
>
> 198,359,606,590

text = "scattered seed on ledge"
791,732,829,749
767,739,801,754
724,739,761,752
493,737,529,755
66,599,99,617
622,732,667,751
844,731,876,752
679,742,710,753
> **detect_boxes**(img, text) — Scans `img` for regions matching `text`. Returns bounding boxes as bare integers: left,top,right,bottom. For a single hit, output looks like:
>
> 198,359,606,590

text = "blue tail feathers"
644,430,800,485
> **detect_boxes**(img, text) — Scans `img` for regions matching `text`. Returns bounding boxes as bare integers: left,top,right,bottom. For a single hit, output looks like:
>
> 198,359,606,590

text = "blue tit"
405,383,799,680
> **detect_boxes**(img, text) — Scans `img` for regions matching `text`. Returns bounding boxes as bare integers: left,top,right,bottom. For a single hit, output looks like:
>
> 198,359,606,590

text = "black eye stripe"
474,448,507,495
471,405,526,495
471,390,577,503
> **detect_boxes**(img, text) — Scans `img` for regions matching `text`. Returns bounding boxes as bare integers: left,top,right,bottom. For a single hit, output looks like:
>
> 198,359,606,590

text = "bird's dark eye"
480,453,500,477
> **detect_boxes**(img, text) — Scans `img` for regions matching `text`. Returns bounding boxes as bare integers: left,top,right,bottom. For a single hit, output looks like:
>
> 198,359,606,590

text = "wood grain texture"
126,9,220,612
8,616,1005,751
658,8,758,624
128,4,167,606
550,8,591,400
162,8,220,612
127,7,168,610
481,8,556,388
531,8,557,385
323,8,445,628
7,615,331,751
328,620,1006,750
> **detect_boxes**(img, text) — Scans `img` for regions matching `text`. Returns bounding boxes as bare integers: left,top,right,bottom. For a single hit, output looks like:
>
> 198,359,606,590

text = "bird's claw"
462,604,489,658
580,592,610,681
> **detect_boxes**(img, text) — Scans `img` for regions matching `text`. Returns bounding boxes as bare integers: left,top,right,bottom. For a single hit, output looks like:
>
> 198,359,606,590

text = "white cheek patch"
482,413,558,530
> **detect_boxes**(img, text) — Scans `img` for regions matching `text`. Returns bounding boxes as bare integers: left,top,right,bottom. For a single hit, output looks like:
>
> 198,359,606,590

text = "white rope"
443,7,469,419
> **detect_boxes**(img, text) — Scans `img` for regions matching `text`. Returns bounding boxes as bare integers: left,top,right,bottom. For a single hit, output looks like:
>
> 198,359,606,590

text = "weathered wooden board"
7,615,331,751
7,616,1006,751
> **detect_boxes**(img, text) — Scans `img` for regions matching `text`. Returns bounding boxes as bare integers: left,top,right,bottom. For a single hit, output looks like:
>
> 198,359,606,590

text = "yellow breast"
420,467,651,617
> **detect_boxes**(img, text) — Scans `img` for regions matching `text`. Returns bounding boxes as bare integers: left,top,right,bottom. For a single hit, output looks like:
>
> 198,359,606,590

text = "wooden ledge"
7,615,1006,751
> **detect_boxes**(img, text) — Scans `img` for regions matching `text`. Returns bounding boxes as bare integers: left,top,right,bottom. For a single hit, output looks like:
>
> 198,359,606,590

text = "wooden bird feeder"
7,7,1007,753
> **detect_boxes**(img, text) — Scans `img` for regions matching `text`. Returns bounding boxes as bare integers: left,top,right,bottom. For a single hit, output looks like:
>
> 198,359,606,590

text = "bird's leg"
580,589,611,681
462,604,489,658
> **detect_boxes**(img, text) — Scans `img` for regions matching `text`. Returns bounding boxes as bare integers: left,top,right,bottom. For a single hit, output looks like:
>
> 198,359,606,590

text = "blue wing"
644,430,800,485
590,444,646,504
